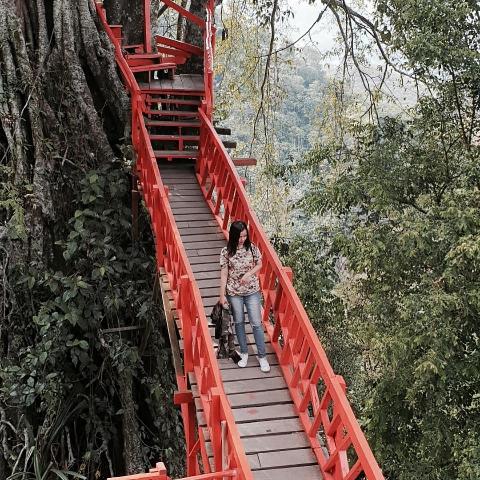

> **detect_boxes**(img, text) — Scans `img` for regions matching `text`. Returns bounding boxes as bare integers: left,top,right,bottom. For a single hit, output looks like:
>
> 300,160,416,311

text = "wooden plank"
145,119,201,127
202,296,223,308
254,449,317,470
172,207,214,216
169,193,207,202
232,403,297,423
169,199,211,209
195,246,226,256
154,150,198,159
217,353,278,370
173,213,214,221
171,208,213,218
171,211,212,219
199,287,221,298
226,389,292,409
185,254,219,265
220,365,283,382
191,262,220,273
145,98,200,106
237,418,304,437
169,184,206,191
203,432,311,456
143,110,198,117
242,432,311,454
193,388,290,412
196,278,221,289
214,126,231,135
191,270,221,281
177,232,224,242
149,134,199,141
161,171,196,178
223,376,286,395
253,465,323,480
176,220,219,229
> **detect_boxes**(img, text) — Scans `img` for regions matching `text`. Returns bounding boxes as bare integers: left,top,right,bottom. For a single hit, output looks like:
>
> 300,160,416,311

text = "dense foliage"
1,162,184,479
267,0,480,478
0,3,187,478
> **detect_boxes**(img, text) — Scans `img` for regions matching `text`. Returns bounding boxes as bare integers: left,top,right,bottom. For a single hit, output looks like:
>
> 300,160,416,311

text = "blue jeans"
227,291,266,358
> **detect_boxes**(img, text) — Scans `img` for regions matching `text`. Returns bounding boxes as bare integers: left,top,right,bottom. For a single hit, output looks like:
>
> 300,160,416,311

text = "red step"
141,88,204,96
130,62,176,73
144,120,201,128
154,150,198,159
155,35,203,56
126,53,166,60
149,135,199,142
156,46,191,58
144,98,201,106
143,110,199,117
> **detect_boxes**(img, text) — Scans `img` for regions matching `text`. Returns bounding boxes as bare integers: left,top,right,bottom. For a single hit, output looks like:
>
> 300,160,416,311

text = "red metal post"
144,0,152,52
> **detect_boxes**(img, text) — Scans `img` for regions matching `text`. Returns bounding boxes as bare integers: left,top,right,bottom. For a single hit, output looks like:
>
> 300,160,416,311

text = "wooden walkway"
159,163,323,480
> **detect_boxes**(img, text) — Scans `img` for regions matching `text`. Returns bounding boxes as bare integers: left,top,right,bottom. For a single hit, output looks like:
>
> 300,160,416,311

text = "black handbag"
210,302,241,363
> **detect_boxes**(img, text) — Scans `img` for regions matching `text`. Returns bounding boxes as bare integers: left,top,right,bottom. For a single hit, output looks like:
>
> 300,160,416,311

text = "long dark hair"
227,220,251,256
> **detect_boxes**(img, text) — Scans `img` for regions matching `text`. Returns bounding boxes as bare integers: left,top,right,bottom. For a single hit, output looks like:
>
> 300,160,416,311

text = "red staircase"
95,2,385,480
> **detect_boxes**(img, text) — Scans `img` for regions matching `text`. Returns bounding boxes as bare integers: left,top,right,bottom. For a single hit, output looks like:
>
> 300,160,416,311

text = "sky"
286,0,337,52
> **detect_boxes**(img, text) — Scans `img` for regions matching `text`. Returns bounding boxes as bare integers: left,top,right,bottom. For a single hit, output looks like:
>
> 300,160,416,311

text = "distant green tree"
287,1,480,479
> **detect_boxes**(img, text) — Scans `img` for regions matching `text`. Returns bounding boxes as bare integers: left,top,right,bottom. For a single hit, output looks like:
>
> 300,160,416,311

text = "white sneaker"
238,353,249,368
258,357,270,373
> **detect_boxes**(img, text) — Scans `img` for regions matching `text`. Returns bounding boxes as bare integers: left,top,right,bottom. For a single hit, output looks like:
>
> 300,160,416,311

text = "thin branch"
321,0,414,78
251,0,278,146
255,5,329,58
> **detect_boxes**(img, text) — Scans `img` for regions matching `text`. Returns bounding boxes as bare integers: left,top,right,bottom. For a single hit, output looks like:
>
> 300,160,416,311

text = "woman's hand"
219,294,227,306
240,272,252,284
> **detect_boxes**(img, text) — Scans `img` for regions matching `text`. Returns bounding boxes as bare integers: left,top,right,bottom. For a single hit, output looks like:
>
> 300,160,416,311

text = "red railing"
95,4,252,479
108,462,237,480
157,0,214,118
197,108,385,480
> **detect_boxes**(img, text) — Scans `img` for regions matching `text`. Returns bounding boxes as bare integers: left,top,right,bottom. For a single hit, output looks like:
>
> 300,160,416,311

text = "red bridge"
95,2,385,480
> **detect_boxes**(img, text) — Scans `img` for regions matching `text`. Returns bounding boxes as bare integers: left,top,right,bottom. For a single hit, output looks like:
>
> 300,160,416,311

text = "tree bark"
0,0,128,267
103,0,144,47
0,1,154,478
179,0,205,74
118,368,145,474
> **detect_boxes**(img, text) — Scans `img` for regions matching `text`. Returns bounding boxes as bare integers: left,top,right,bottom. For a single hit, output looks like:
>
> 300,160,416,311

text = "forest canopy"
215,0,479,479
0,0,479,479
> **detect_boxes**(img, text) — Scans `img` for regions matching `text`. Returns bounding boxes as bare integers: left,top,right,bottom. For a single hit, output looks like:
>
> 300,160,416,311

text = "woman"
219,221,270,372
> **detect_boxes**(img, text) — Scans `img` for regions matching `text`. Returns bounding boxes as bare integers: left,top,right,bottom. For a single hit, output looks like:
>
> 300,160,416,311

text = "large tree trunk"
0,0,127,266
178,0,205,74
103,0,144,47
0,1,184,479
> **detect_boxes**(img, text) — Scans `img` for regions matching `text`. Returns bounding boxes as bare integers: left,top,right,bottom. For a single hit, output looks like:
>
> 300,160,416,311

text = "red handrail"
95,4,252,479
197,108,385,480
109,462,236,480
